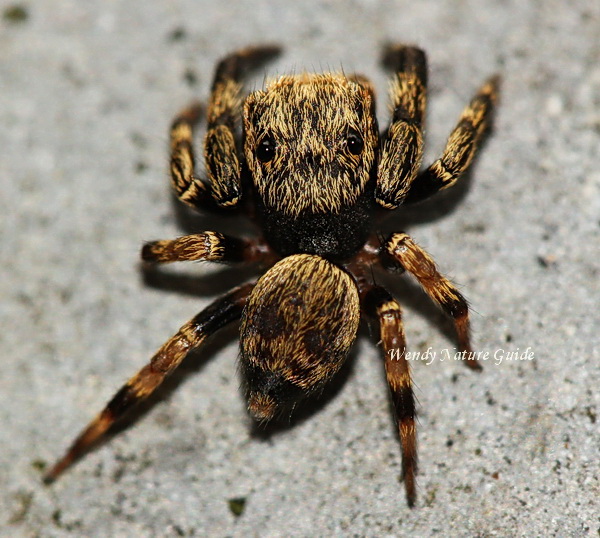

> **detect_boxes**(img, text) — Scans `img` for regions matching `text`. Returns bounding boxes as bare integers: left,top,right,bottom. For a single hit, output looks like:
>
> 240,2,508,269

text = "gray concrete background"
1,0,598,536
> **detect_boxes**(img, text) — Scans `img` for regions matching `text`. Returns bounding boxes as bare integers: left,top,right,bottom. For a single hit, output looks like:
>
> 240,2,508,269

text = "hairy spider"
45,45,498,506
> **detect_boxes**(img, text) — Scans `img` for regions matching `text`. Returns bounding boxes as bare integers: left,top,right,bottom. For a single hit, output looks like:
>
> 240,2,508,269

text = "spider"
44,44,498,507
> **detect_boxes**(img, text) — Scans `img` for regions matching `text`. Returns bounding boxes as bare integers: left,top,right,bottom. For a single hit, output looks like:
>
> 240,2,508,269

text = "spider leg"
204,45,281,207
376,45,427,209
169,102,214,210
43,283,253,484
383,232,482,371
141,232,272,264
404,75,499,204
363,285,417,507
169,45,281,210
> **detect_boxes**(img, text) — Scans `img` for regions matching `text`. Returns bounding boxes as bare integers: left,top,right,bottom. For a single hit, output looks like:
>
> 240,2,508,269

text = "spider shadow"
384,166,475,229
141,262,259,300
171,194,257,238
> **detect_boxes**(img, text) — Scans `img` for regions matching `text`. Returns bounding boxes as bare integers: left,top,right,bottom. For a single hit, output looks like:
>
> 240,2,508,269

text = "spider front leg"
141,232,272,265
363,286,417,507
170,45,281,210
204,45,280,207
383,232,481,370
404,75,499,204
169,102,213,210
376,45,427,209
43,283,253,484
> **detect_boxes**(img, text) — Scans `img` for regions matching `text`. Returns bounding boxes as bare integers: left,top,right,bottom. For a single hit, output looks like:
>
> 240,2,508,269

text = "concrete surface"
1,0,598,536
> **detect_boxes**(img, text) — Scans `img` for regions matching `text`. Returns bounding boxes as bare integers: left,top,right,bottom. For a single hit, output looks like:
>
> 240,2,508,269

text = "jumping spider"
45,45,498,506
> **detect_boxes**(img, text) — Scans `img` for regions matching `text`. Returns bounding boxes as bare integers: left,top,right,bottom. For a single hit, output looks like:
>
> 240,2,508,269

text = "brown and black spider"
44,44,498,507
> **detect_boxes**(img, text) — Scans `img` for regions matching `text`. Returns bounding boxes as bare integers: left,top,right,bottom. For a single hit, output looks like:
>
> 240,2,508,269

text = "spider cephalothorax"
45,45,498,507
244,73,379,260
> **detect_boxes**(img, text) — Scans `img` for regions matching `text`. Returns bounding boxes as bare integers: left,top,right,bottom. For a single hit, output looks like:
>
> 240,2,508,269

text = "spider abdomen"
240,253,360,420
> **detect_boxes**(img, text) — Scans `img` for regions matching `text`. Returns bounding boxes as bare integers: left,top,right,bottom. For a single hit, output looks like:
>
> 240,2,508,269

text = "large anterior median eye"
346,128,364,156
256,135,277,163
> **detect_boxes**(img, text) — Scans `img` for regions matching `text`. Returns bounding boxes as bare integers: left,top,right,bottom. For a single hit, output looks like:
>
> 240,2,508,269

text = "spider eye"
256,135,277,163
346,129,364,156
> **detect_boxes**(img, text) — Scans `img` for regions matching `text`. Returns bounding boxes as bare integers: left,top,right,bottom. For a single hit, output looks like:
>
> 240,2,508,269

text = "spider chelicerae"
45,44,498,506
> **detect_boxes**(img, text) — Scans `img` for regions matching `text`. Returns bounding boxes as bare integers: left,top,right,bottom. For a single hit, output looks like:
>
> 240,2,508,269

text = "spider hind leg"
43,284,253,484
363,285,417,507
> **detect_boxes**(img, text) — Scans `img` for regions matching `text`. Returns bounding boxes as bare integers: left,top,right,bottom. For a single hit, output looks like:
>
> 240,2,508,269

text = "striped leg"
169,46,281,210
363,286,417,507
141,232,271,265
384,233,481,370
169,103,214,210
376,45,427,209
204,45,281,207
43,284,253,484
404,76,499,204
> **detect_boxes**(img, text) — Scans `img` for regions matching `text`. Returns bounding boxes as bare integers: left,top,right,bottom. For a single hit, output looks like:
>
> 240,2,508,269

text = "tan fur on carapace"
241,254,360,418
244,74,378,217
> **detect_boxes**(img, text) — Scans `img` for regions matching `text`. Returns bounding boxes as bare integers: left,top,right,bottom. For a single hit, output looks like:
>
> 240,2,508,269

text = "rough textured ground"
1,1,598,536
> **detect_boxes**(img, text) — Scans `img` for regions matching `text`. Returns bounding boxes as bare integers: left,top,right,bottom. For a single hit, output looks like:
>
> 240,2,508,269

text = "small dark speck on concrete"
183,68,198,87
31,459,47,472
424,487,437,507
537,254,557,268
171,524,186,536
462,223,486,234
52,509,62,526
228,497,247,517
51,509,85,531
168,26,187,42
3,4,28,23
585,406,596,424
135,161,148,174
